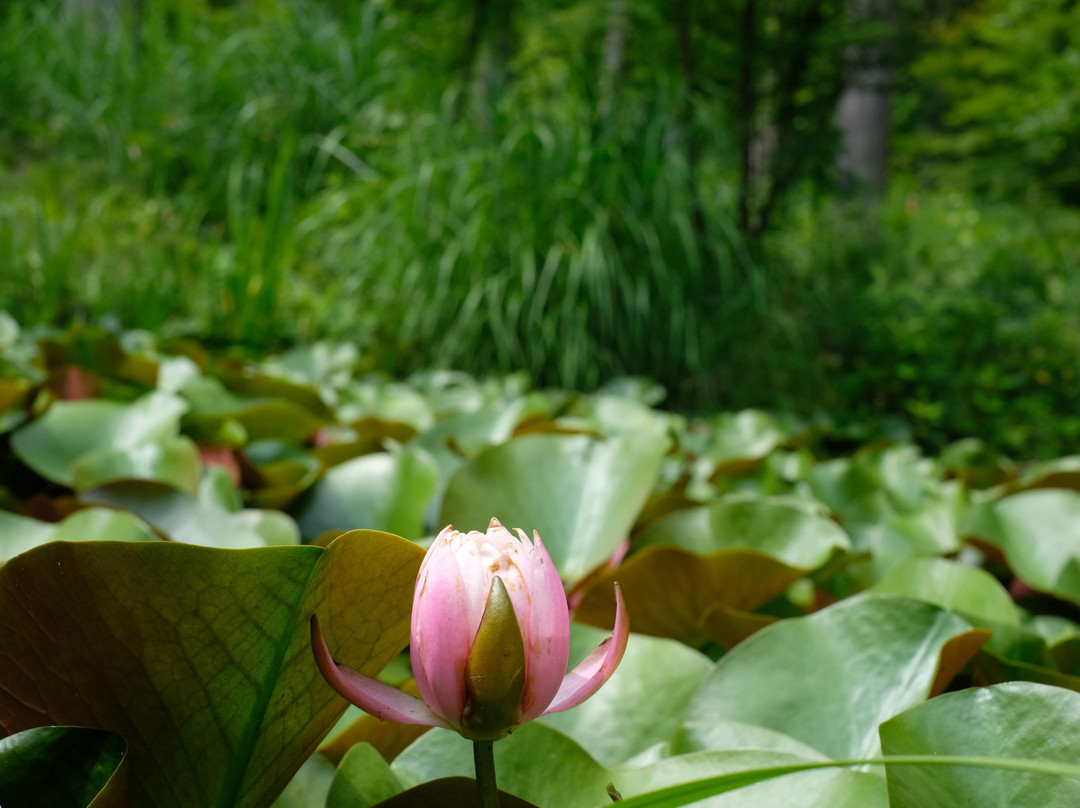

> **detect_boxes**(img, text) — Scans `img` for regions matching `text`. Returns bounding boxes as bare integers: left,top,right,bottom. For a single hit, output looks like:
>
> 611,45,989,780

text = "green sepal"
462,576,527,740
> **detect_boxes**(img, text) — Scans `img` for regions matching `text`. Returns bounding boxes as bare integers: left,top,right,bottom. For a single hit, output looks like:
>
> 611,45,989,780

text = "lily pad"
870,557,1019,626
325,743,405,808
440,430,668,585
181,377,326,445
880,682,1080,807
243,440,323,511
272,754,337,808
984,455,1080,498
683,596,988,760
973,622,1080,694
0,530,423,808
392,724,610,808
344,776,540,808
961,490,1080,606
11,391,188,487
702,409,796,477
0,507,159,563
292,448,438,542
634,495,850,560
613,748,887,808
538,626,714,765
575,497,849,646
83,480,300,547
215,367,336,421
318,680,431,765
71,436,202,494
389,725,886,808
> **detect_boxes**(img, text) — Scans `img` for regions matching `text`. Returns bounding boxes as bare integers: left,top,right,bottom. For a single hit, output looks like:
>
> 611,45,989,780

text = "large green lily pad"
683,596,988,760
613,748,887,808
880,683,1080,807
0,531,423,808
180,377,327,445
385,724,887,808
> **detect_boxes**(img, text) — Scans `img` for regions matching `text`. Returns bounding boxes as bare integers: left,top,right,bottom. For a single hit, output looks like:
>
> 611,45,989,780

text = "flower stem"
473,739,500,808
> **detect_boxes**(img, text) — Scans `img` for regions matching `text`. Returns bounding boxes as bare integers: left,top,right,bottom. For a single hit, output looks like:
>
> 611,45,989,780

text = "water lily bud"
312,518,629,741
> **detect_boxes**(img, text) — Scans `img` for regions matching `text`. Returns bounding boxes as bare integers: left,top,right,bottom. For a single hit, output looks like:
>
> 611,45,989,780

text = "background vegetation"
1,0,1078,457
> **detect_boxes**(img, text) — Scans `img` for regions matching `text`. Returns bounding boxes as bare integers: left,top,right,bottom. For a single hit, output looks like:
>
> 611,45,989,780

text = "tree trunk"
675,0,705,234
836,0,897,196
598,0,628,121
736,0,758,236
469,0,515,127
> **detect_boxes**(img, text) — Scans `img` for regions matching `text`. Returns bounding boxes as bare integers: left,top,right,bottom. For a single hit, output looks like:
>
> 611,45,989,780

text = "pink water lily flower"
312,518,628,740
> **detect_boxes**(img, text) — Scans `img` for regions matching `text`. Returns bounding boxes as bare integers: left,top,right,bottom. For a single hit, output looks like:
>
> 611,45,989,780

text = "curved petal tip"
311,614,450,728
541,582,629,716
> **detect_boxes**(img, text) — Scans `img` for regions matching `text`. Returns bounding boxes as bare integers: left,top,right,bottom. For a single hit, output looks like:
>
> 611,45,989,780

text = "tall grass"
0,0,769,402
292,87,765,395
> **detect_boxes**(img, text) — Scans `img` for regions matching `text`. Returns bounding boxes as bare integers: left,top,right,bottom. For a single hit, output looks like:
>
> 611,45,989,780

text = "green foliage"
766,186,1080,457
899,0,1080,205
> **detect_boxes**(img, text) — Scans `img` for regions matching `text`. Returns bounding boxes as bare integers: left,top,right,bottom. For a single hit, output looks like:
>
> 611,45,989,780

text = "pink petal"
518,531,572,722
311,615,450,727
541,582,628,716
410,531,473,722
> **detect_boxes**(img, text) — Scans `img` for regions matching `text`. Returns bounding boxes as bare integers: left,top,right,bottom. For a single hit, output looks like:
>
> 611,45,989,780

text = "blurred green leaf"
605,753,1080,808
244,440,323,511
0,726,127,808
71,436,202,494
216,367,335,421
440,430,667,585
392,726,887,808
0,507,158,563
962,490,1080,605
83,480,299,547
271,754,337,808
614,749,887,808
292,448,438,542
702,410,797,477
363,778,540,808
974,622,1080,694
326,743,405,808
318,681,429,765
870,557,1019,625
181,377,326,445
985,456,1080,498
11,391,188,486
